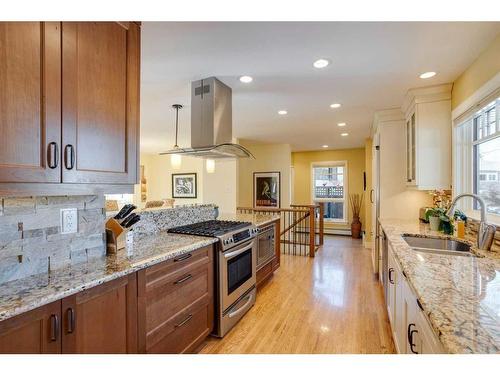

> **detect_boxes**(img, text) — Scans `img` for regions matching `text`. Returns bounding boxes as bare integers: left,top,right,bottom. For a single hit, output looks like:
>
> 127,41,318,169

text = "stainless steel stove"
168,220,259,337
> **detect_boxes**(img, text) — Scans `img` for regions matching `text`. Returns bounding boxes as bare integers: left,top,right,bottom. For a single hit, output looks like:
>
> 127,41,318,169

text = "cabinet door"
0,301,62,353
61,273,138,353
386,251,396,327
0,22,61,183
61,22,140,184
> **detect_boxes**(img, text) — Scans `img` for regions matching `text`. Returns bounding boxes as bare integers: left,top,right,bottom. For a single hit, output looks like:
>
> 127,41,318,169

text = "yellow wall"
452,33,500,109
364,138,373,242
292,148,366,230
237,140,292,208
135,153,237,213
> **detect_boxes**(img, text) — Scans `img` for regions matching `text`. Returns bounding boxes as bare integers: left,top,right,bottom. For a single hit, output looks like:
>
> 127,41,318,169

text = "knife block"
105,218,132,254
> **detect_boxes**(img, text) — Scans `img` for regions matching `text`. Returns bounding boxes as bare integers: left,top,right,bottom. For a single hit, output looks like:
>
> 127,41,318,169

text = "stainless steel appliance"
160,77,254,159
168,220,259,337
256,224,275,269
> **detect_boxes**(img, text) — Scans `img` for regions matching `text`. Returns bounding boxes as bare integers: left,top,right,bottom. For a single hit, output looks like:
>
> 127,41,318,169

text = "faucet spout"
446,193,496,251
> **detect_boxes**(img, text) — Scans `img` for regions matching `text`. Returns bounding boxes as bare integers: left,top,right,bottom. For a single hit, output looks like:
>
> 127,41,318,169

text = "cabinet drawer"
143,246,211,286
147,300,211,353
145,262,211,331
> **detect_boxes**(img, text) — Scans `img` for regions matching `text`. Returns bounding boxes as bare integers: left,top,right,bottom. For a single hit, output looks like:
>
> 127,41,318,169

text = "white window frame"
310,160,348,223
453,87,500,217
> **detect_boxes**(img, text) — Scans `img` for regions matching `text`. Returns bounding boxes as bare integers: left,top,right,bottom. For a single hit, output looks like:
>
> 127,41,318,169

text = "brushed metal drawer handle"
174,274,193,285
175,314,193,328
173,253,192,262
50,314,59,342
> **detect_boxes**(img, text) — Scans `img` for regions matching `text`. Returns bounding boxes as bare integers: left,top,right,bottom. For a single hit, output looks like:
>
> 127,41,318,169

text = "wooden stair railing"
290,203,324,247
237,204,324,257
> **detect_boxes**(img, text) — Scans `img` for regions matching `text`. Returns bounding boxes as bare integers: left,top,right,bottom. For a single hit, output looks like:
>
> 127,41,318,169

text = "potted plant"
349,193,363,239
425,207,445,231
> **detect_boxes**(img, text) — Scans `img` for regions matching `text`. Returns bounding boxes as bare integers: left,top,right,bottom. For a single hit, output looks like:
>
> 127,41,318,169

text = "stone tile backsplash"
465,219,500,253
0,195,106,284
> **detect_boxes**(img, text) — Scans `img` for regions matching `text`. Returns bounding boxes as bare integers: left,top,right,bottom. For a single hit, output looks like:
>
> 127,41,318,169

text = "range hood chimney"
160,77,254,159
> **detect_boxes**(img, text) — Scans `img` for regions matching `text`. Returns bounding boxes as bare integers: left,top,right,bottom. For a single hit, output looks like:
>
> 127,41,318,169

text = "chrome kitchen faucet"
446,193,496,251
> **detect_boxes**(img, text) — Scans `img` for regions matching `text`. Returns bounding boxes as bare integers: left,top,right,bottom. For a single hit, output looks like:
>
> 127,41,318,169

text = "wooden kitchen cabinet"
0,301,62,354
0,21,140,188
0,22,61,183
61,22,140,184
137,246,214,353
61,273,138,354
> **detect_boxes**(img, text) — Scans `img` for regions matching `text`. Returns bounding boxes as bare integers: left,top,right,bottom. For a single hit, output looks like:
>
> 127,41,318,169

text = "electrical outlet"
60,208,78,234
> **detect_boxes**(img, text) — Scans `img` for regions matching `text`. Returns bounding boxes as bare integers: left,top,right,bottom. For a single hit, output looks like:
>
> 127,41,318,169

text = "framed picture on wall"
253,172,280,208
172,173,197,198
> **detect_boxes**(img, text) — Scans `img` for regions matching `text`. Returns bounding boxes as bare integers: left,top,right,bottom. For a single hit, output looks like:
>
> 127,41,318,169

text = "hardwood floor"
199,235,395,354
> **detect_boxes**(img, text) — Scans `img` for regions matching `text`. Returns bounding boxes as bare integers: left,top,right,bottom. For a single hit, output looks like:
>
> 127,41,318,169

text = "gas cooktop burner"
168,220,252,237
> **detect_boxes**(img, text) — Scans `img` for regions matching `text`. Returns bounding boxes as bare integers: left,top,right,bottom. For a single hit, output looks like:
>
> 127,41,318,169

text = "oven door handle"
224,243,254,260
227,293,254,318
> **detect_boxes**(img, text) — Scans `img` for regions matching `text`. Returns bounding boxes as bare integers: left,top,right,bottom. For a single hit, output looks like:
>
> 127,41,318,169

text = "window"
454,95,500,216
312,162,347,222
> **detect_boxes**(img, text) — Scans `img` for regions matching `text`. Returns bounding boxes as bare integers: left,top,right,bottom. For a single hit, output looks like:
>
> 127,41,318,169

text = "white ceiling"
140,22,500,153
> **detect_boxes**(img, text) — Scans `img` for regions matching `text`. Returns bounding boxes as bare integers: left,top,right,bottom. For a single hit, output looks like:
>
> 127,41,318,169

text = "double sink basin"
402,234,474,257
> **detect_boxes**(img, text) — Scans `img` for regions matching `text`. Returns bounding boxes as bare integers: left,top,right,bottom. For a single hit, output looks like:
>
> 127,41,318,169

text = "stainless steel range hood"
160,77,254,159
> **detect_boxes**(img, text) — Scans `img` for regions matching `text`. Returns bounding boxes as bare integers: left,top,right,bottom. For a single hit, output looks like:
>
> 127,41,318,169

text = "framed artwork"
253,172,280,208
172,173,197,198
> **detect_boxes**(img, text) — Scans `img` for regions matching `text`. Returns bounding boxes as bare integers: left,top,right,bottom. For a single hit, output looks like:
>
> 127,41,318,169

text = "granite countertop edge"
0,234,218,323
379,218,500,354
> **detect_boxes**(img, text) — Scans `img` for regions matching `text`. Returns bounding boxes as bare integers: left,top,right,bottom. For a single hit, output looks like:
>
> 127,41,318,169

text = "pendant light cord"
172,104,183,148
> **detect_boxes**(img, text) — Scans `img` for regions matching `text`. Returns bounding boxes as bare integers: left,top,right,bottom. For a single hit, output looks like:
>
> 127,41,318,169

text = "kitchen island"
379,219,500,353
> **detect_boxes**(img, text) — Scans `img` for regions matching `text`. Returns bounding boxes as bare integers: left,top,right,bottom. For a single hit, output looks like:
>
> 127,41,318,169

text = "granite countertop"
218,212,280,227
379,218,500,353
0,232,218,323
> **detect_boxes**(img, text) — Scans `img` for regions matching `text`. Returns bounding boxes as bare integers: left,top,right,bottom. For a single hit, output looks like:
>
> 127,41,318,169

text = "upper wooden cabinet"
62,22,140,184
402,84,452,190
0,22,61,183
0,21,140,186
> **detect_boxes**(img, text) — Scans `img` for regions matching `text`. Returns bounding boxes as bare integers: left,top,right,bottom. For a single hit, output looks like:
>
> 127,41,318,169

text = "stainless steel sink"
402,234,474,256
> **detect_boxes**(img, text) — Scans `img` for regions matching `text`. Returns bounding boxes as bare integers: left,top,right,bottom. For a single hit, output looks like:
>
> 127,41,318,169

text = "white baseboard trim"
324,228,352,236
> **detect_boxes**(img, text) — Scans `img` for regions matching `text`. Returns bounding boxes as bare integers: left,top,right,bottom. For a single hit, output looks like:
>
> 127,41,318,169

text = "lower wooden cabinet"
0,274,137,354
0,301,62,354
0,246,215,354
137,245,214,353
61,273,138,353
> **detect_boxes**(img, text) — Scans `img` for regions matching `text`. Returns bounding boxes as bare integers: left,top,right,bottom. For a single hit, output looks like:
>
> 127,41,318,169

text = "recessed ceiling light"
313,59,330,69
322,145,329,148
330,103,341,109
278,110,288,115
419,71,436,79
341,132,349,137
239,75,253,83
337,122,346,127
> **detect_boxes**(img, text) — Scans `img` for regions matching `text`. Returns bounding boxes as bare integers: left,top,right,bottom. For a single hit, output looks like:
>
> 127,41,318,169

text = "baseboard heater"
324,228,352,236
293,228,352,236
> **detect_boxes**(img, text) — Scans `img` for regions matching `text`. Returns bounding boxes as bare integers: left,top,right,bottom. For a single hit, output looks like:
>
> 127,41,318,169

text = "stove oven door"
219,238,257,311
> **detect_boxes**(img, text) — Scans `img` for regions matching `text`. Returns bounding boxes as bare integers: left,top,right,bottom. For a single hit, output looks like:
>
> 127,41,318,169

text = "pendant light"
206,159,215,174
170,104,183,170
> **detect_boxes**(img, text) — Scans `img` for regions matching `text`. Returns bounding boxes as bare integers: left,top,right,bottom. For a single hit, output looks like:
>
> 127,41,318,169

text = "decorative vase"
351,216,362,239
429,216,440,231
